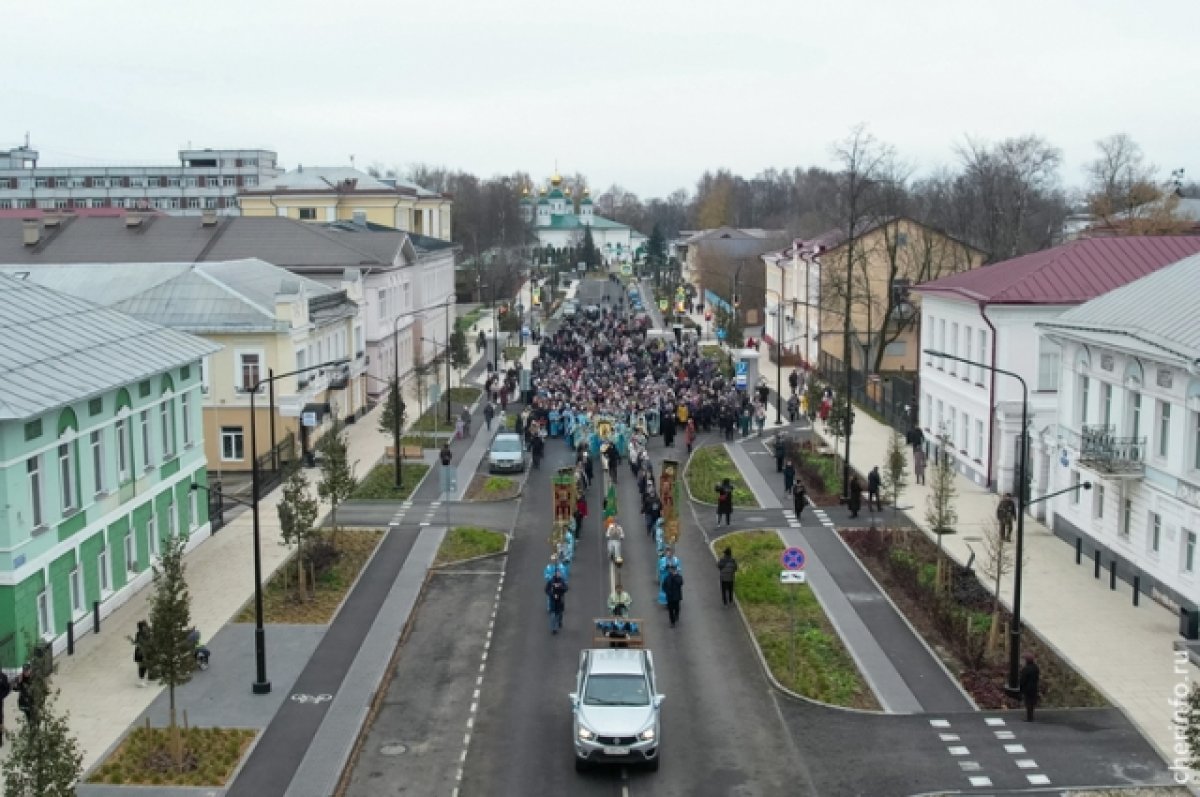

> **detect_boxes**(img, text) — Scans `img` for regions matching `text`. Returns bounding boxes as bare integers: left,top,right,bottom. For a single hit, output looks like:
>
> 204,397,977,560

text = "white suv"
570,648,663,772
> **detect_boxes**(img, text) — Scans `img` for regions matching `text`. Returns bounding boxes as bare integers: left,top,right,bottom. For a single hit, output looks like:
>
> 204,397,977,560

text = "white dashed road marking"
454,561,506,791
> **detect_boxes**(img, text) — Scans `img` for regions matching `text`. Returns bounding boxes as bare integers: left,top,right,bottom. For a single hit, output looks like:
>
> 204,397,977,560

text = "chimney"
201,208,218,227
22,219,40,246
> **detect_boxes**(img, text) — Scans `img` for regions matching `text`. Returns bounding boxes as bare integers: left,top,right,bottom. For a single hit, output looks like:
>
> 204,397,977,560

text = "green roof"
547,188,564,199
538,214,631,231
581,196,593,205
537,197,550,205
519,195,532,204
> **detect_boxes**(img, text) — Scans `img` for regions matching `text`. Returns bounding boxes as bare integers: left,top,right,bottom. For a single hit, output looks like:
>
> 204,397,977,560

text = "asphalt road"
461,275,807,796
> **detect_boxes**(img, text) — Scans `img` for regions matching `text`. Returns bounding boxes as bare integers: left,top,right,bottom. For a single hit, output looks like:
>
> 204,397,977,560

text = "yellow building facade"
239,166,452,238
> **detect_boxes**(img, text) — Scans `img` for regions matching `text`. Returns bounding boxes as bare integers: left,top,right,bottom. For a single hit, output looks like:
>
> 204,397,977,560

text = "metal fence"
818,353,919,435
254,432,298,495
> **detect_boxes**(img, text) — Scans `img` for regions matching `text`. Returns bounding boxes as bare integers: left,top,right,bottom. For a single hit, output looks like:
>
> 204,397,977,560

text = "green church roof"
537,197,550,205
547,188,565,200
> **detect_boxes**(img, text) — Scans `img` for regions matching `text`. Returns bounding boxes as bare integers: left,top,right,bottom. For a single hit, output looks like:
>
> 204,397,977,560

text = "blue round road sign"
781,546,806,571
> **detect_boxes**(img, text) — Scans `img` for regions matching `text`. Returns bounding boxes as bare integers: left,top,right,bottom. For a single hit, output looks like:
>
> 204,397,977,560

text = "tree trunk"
169,687,183,769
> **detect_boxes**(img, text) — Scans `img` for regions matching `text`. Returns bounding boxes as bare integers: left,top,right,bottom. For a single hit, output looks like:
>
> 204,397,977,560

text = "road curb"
706,529,887,717
682,441,759,509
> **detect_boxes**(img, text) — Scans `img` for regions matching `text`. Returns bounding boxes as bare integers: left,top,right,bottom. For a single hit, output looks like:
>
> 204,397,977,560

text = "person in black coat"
792,482,808,520
663,565,685,627
847,476,863,518
715,478,734,527
1019,653,1040,721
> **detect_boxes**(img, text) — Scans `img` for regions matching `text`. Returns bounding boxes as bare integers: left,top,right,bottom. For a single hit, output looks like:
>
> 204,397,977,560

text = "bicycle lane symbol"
290,693,333,705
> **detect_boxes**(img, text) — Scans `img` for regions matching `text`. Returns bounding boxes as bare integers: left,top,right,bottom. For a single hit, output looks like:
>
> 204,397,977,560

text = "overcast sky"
4,0,1197,199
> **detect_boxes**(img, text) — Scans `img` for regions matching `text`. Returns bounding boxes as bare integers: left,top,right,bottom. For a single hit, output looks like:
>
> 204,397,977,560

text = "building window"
167,498,178,537
222,176,235,187
239,352,262,392
949,322,959,375
221,426,245,461
961,325,971,381
181,392,193,447
1186,530,1197,573
140,410,152,469
1150,512,1161,554
187,197,201,209
936,399,944,433
298,207,317,220
976,329,987,383
116,417,131,481
1192,410,1200,471
923,392,932,429
148,512,159,558
1158,400,1172,459
91,430,105,494
1093,485,1105,519
1079,376,1090,426
1130,392,1142,439
189,490,199,529
59,442,76,512
937,319,946,368
36,589,51,637
961,413,969,452
1070,471,1081,504
160,398,175,459
975,419,984,460
244,176,258,187
1102,383,1113,427
69,567,83,615
948,407,957,445
124,533,137,573
1037,341,1061,391
99,542,111,593
200,357,210,394
1121,499,1132,537
27,456,44,528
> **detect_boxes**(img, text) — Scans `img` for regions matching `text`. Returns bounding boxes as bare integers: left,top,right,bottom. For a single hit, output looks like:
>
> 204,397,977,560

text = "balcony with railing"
1061,424,1145,476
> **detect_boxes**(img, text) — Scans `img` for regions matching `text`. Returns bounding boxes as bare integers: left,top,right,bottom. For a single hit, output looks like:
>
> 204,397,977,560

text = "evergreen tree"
450,325,471,375
924,434,959,588
646,223,666,268
581,226,598,269
318,421,357,540
278,462,321,598
1,654,82,797
377,378,406,440
142,532,194,768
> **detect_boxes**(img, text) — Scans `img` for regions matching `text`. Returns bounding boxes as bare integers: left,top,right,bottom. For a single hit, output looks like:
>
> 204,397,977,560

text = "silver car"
570,648,663,772
487,432,526,473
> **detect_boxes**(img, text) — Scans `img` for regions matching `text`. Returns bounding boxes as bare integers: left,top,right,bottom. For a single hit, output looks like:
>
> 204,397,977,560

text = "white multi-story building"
915,236,1200,497
760,241,821,367
1039,252,1200,608
0,143,280,215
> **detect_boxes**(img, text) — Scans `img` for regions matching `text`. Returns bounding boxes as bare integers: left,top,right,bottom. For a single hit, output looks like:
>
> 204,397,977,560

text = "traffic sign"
301,411,318,428
781,546,806,570
734,374,747,389
658,298,668,311
735,361,748,376
779,571,807,584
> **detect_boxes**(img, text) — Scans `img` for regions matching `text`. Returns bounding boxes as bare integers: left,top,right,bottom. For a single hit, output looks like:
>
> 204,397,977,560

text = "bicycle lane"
225,527,426,797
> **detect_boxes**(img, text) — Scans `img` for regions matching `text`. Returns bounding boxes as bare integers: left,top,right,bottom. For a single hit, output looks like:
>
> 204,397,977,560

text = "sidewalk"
756,362,1196,768
8,303,505,779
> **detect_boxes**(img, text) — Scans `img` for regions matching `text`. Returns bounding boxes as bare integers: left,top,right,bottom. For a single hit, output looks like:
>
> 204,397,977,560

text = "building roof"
0,215,419,272
250,166,401,194
537,214,631,232
0,259,347,334
0,274,219,421
915,236,1200,305
1038,251,1200,364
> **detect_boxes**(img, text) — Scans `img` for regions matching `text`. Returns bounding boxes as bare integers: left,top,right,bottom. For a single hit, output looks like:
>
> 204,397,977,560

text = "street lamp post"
391,299,457,489
246,357,346,695
923,348,1039,697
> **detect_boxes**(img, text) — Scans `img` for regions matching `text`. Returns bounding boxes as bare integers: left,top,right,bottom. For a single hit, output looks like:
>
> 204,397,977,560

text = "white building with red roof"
913,236,1200,508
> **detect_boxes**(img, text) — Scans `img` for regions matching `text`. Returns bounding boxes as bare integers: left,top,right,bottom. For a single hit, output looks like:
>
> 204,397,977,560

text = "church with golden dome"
519,172,646,262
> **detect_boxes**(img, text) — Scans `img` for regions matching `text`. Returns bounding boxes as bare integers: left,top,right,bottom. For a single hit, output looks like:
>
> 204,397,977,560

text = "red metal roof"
914,236,1200,304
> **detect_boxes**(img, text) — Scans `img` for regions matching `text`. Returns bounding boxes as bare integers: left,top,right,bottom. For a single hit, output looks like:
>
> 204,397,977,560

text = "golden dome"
583,187,591,196
539,187,548,195
521,185,529,196
550,171,563,187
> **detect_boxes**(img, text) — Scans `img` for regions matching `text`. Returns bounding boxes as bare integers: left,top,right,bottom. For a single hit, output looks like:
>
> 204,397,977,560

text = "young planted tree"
1184,684,1200,771
924,435,959,589
378,378,406,439
278,463,321,599
318,421,357,544
1,650,83,797
142,532,195,769
882,428,910,527
978,516,1018,657
450,325,471,380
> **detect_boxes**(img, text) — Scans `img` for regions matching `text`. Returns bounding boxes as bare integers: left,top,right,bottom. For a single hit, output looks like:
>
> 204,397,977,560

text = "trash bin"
1181,606,1199,640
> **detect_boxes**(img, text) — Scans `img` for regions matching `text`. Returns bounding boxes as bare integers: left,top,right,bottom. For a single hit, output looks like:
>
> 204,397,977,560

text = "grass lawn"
434,526,507,566
351,462,430,500
235,528,383,624
716,530,879,709
685,445,758,507
401,434,442,449
407,404,454,433
88,726,257,787
456,307,485,331
464,474,519,501
447,386,481,404
504,345,525,363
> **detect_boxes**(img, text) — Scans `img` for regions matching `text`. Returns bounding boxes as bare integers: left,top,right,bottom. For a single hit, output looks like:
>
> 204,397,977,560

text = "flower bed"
841,526,1107,709
88,726,256,787
785,438,860,507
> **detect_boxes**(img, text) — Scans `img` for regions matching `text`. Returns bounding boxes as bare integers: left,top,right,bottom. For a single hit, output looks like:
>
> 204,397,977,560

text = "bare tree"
924,434,958,589
882,428,909,527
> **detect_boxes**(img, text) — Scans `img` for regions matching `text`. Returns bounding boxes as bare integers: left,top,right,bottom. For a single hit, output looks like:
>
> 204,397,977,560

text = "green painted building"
0,274,219,667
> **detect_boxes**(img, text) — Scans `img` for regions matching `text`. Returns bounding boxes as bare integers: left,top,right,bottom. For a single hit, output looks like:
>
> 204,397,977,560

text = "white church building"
520,172,645,262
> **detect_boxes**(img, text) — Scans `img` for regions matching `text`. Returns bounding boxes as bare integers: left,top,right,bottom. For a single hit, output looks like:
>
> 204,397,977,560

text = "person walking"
685,418,697,454
773,434,787,472
574,494,588,539
663,564,685,627
662,411,676,447
1019,653,1040,721
439,442,453,467
906,425,926,454
484,401,496,431
867,466,883,512
783,459,796,496
134,619,150,687
715,478,734,527
847,476,863,519
545,571,568,635
792,481,808,521
606,520,625,563
997,492,1017,542
914,447,927,485
717,546,738,606
754,404,766,436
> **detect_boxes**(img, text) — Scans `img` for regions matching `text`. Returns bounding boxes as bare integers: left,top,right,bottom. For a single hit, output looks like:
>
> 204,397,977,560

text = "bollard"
1133,575,1140,607
1110,560,1117,590
1076,536,1082,564
93,600,101,633
67,622,74,655
1094,549,1101,579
